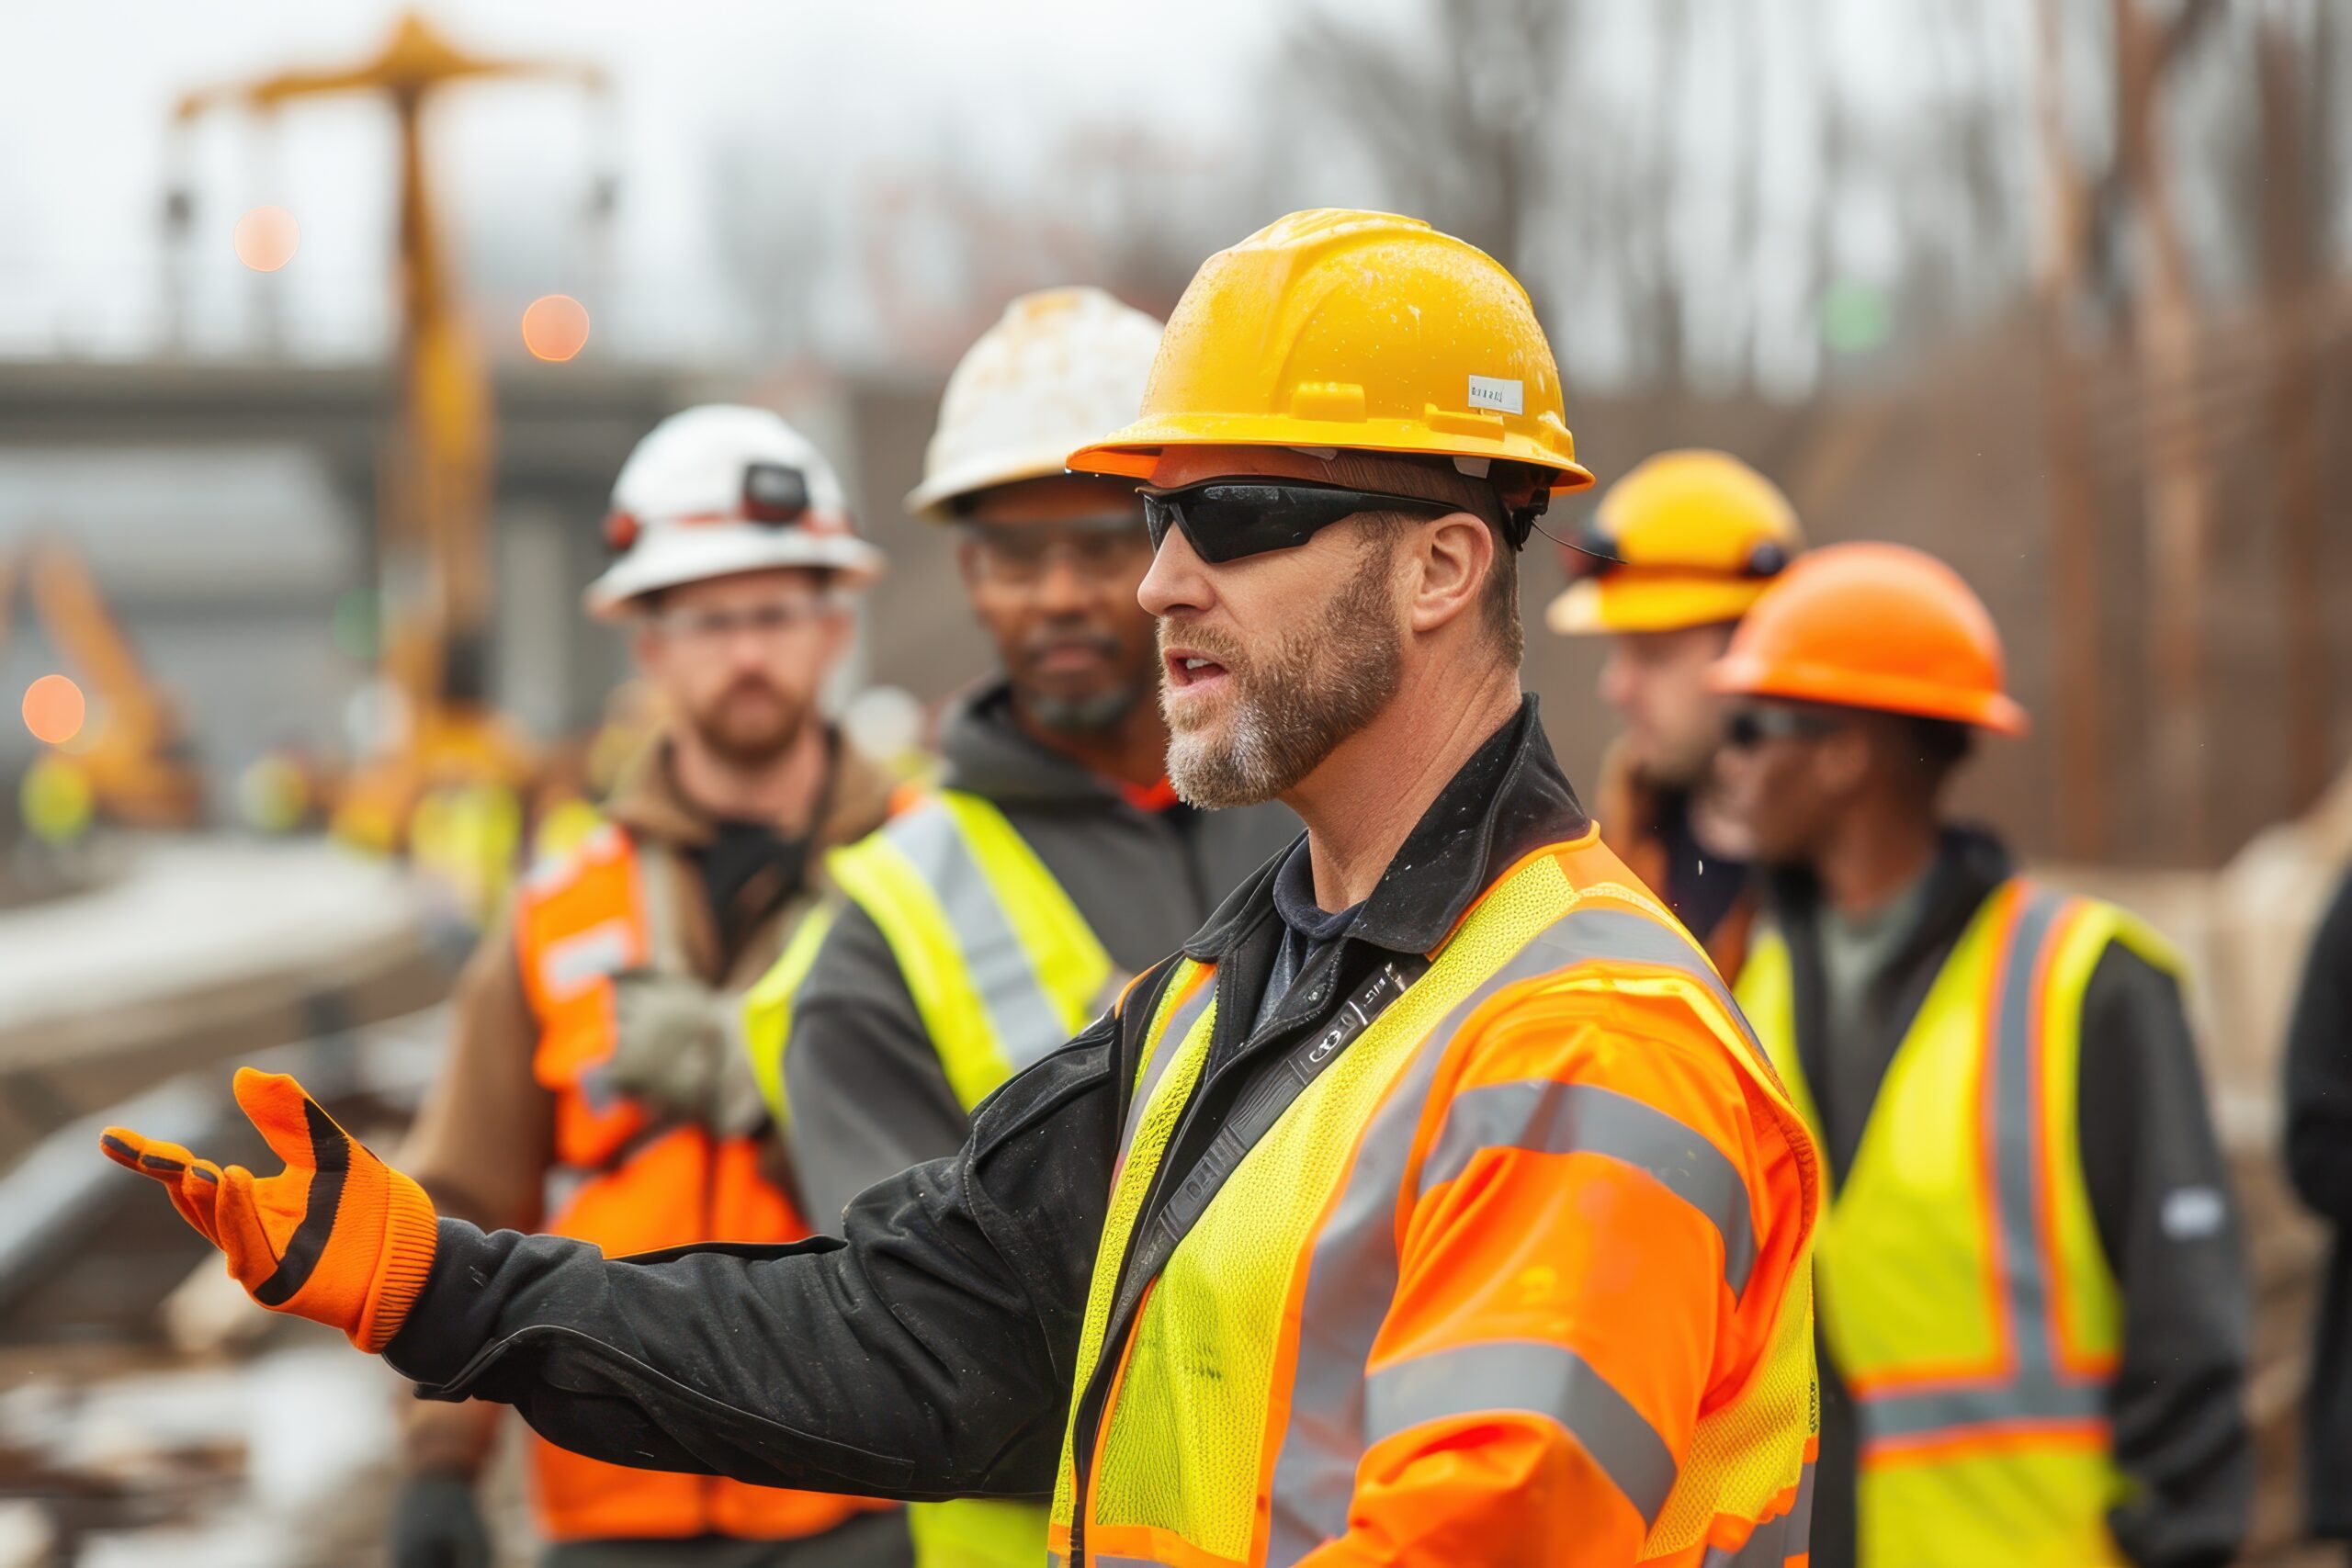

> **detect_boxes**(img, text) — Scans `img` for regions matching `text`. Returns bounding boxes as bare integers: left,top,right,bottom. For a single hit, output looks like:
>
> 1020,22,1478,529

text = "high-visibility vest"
514,823,890,1545
1049,832,1820,1567
1736,878,2177,1567
744,789,1119,1568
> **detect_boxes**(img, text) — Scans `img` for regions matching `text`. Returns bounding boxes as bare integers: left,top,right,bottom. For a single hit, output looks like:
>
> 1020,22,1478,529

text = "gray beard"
1023,684,1139,735
1163,553,1402,809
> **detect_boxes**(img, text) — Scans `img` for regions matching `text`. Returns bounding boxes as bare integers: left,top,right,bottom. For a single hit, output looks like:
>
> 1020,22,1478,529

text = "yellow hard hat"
1546,449,1804,635
1066,209,1592,513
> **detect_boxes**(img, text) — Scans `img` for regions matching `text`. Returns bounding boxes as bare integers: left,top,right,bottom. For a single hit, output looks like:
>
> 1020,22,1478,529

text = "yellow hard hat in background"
1546,449,1804,635
907,288,1165,522
1067,209,1593,510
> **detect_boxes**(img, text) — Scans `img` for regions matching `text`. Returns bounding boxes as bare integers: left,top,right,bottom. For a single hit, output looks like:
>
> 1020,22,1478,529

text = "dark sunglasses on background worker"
1138,479,1489,564
1725,705,1847,750
1559,520,1792,581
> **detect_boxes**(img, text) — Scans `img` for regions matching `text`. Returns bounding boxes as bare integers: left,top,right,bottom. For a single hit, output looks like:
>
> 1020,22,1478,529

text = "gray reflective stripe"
1118,968,1216,1162
1852,884,2114,1450
1565,908,1782,1086
1861,1375,2105,1442
1364,1339,1678,1528
1266,904,1736,1564
1700,1460,1814,1566
1419,1079,1758,1295
886,801,1069,1073
540,919,633,998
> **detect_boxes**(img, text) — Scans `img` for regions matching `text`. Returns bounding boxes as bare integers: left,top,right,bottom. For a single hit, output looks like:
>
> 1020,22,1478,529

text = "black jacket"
2285,865,2352,1540
783,679,1297,1224
1760,829,2253,1568
385,702,1587,1557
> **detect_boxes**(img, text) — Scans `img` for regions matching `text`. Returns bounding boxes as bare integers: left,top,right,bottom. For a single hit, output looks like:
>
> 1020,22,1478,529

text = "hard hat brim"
1708,651,2030,737
903,442,1118,523
1545,573,1773,637
584,525,885,620
1066,412,1595,492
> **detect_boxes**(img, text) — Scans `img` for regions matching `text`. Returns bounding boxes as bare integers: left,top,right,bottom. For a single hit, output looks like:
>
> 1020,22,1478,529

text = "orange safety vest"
513,823,891,1544
1050,830,1820,1567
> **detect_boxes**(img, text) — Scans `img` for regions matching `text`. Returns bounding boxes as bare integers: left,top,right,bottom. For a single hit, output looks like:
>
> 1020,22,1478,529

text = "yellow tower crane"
172,13,608,907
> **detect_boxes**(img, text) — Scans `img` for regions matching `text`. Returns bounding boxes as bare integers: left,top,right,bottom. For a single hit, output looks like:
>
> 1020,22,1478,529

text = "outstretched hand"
100,1067,439,1351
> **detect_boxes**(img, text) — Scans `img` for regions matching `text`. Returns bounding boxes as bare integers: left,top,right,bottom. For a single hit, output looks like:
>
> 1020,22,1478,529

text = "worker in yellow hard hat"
1710,542,2251,1568
1547,449,1803,970
103,211,1821,1567
744,286,1295,1568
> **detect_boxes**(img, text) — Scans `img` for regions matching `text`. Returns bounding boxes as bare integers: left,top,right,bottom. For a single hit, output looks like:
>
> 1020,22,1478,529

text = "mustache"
1157,617,1250,671
1022,629,1122,660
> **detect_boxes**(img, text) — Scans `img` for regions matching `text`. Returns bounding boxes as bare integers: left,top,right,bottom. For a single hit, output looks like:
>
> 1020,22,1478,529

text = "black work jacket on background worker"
2285,864,2352,1541
1754,829,2253,1568
379,700,1818,1567
781,677,1297,1224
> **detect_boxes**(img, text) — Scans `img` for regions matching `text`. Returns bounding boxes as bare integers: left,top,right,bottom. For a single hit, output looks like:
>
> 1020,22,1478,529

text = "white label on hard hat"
1467,376,1523,415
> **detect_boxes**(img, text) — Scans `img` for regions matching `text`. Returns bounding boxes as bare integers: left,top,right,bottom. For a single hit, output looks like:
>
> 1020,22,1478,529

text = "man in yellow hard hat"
103,211,1821,1568
1711,543,2251,1568
744,288,1295,1567
1547,450,1803,972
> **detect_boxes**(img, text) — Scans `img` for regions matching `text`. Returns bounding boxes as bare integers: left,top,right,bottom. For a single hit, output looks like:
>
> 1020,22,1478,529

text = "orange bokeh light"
522,294,591,362
233,206,301,272
22,674,85,746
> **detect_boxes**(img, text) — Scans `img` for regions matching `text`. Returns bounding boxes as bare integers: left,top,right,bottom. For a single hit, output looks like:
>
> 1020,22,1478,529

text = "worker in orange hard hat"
1710,541,2253,1568
103,211,1819,1566
1549,450,1803,972
390,406,910,1568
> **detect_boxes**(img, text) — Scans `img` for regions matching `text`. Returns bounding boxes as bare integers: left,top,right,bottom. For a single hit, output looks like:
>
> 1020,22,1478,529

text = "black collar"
1183,695,1588,962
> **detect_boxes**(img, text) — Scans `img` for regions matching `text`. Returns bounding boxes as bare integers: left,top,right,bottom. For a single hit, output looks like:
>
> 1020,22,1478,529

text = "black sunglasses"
1138,479,1481,564
1725,707,1846,750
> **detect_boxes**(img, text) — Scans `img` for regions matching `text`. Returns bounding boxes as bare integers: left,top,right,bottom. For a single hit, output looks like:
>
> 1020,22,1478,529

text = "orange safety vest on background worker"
512,822,888,1543
1048,826,1822,1568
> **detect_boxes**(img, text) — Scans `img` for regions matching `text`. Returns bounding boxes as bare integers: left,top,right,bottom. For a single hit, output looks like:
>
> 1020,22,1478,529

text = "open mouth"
1163,647,1231,694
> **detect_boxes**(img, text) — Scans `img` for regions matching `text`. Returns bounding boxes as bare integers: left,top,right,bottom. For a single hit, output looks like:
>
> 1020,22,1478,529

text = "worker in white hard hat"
741,289,1296,1566
390,406,912,1568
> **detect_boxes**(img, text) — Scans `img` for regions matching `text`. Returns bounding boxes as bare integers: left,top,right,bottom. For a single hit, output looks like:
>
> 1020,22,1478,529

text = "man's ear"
955,536,982,590
1404,511,1494,636
1814,724,1875,797
629,621,662,673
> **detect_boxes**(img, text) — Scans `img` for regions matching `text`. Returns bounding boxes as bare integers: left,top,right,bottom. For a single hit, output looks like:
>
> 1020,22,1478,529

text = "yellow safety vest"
1052,837,1819,1567
1736,878,2177,1568
744,788,1117,1568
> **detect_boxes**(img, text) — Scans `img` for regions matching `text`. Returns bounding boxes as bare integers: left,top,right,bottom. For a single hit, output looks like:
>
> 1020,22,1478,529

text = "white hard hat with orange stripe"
587,404,885,619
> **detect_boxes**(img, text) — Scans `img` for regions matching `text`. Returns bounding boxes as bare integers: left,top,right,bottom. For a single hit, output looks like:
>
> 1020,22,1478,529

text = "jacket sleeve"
2286,870,2352,1224
381,1007,1125,1502
1301,987,1809,1568
2076,943,2254,1568
781,902,973,1229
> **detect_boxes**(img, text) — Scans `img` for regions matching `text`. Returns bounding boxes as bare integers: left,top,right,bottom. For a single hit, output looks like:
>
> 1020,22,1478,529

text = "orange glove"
99,1067,439,1351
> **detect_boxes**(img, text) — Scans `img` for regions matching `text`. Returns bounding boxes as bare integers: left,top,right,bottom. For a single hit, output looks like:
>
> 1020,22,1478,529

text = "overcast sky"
0,1,1367,364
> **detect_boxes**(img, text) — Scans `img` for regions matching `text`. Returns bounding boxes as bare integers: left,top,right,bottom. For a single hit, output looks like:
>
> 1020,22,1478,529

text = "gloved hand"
389,1470,493,1568
605,969,766,1137
99,1068,438,1351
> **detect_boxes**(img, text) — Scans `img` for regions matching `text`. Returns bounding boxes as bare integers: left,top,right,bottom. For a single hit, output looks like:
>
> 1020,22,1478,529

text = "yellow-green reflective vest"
743,788,1117,1568
1051,840,1819,1567
1736,878,2178,1568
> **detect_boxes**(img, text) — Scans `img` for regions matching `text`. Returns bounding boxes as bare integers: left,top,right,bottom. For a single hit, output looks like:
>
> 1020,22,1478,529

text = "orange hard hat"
1708,541,2028,735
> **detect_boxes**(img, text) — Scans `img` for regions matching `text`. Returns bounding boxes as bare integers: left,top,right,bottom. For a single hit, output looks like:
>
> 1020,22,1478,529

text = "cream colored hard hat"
905,288,1165,522
588,404,884,619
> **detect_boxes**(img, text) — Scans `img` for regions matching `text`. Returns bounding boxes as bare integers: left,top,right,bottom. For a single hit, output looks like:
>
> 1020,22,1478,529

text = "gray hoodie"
782,679,1299,1225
